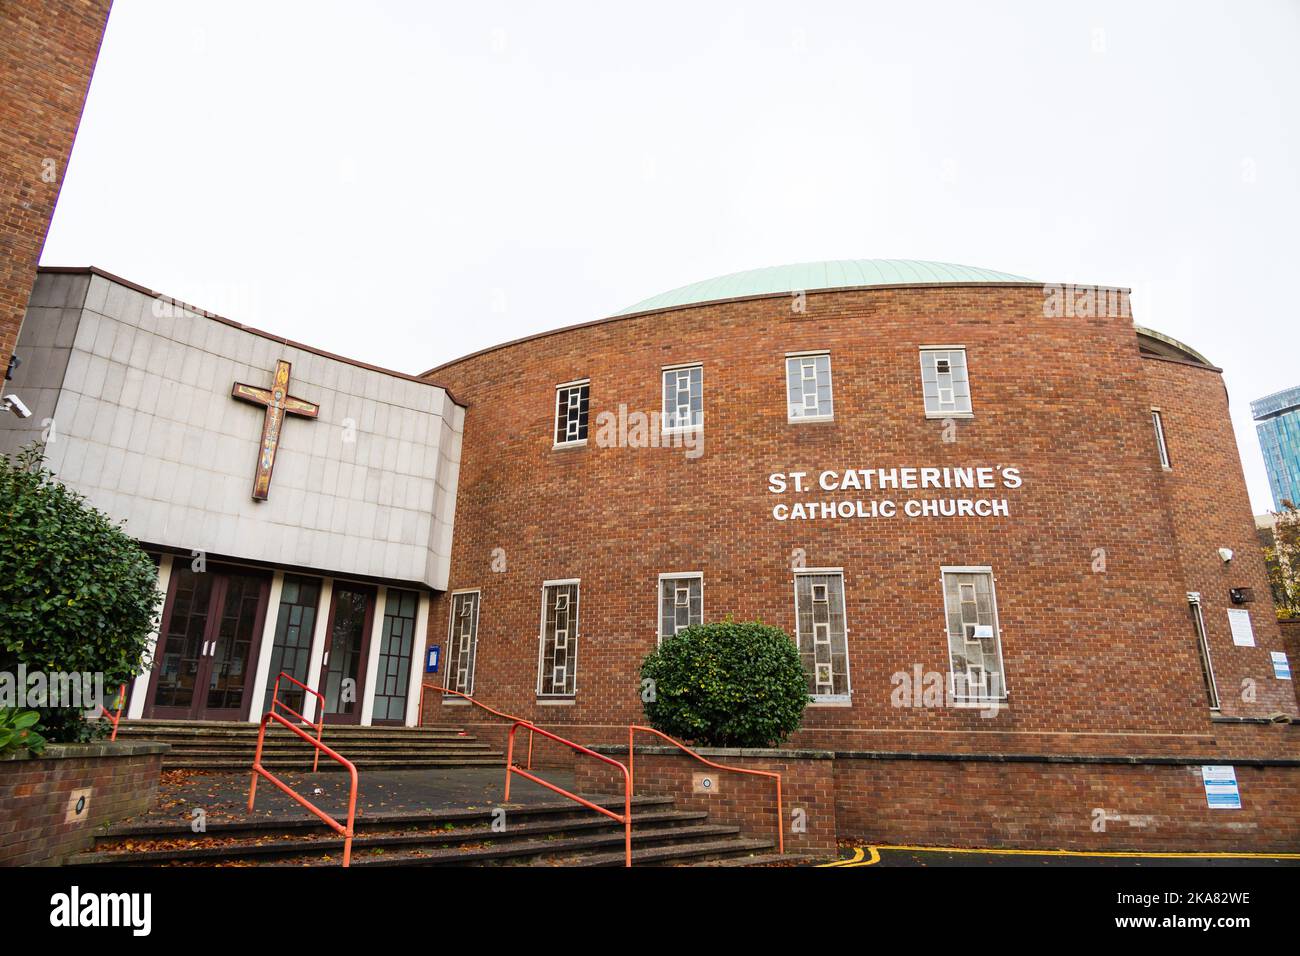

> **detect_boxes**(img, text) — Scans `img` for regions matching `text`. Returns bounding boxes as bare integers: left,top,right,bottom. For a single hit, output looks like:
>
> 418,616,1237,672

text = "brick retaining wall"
0,741,167,866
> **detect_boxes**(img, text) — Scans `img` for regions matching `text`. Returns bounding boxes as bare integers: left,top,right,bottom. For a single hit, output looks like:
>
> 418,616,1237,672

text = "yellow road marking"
817,847,864,867
872,843,1300,861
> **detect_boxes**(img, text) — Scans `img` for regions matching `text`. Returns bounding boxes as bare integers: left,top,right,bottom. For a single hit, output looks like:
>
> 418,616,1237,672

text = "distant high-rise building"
1252,385,1300,509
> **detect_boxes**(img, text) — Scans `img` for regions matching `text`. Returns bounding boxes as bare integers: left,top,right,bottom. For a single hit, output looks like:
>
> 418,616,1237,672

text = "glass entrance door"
147,565,270,720
318,583,376,724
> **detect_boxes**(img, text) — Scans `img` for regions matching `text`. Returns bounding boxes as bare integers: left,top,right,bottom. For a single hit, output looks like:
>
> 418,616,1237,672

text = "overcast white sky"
41,0,1299,512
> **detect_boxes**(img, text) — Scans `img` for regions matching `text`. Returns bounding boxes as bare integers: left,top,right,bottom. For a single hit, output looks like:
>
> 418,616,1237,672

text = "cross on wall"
231,359,319,500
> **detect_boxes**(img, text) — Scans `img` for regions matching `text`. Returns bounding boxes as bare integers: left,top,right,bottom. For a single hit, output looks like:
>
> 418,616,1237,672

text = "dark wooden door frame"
144,564,271,721
316,582,377,725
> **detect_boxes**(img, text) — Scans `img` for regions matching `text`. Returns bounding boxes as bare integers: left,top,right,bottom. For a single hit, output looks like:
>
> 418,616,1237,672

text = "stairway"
65,795,776,867
112,719,503,771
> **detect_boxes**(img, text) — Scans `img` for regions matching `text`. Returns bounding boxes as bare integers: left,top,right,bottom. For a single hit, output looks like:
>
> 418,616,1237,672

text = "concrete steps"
111,719,502,771
66,795,778,867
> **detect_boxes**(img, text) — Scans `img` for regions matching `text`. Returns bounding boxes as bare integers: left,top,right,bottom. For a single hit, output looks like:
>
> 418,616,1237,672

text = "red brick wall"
573,745,1300,854
1142,357,1299,719
1279,619,1300,708
424,284,1296,761
833,756,1300,853
0,742,164,866
574,746,838,853
0,0,112,370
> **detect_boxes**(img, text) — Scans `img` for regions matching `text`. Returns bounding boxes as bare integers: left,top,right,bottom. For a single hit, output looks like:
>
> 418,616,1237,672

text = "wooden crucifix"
231,359,319,500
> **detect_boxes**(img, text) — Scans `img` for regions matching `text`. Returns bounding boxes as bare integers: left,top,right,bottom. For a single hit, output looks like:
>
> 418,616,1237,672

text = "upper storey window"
1151,409,1172,469
919,347,972,418
786,352,834,422
662,364,703,432
554,380,590,446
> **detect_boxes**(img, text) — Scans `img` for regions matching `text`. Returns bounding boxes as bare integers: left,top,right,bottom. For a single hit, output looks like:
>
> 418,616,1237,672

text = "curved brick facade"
424,283,1299,768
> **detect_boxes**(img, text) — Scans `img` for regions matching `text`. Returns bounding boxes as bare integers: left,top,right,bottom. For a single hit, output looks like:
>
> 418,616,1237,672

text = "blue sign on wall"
426,645,440,674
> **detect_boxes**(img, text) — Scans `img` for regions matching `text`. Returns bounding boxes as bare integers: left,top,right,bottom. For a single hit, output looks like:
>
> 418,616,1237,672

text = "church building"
4,258,1298,852
1,267,462,726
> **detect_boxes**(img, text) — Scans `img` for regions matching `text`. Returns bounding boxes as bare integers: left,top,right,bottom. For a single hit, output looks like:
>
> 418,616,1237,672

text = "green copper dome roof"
616,259,1034,315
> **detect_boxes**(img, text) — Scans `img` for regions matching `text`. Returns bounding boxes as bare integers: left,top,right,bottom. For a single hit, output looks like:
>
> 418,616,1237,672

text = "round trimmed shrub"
0,444,161,742
640,619,809,748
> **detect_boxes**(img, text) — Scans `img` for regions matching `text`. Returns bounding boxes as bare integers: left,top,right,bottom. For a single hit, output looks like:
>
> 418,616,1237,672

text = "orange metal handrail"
247,708,359,866
108,683,127,742
629,725,784,855
269,671,326,772
504,720,632,867
420,682,535,770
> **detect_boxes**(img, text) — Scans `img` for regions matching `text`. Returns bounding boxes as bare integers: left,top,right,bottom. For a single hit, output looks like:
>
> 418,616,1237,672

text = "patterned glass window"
372,588,418,722
786,353,833,421
920,348,972,416
941,568,1007,700
662,365,703,430
537,582,579,696
658,575,703,643
1152,410,1172,468
445,590,480,697
794,571,850,699
263,575,321,715
555,381,590,445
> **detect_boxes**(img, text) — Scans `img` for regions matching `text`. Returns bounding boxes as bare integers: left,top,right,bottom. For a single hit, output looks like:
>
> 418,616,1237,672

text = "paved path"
136,767,581,827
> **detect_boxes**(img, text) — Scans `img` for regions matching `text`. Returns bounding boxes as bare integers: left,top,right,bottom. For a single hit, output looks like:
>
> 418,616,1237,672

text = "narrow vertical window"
1152,409,1172,469
920,347,972,417
1188,592,1220,710
444,590,480,697
786,352,833,421
793,570,851,700
554,380,590,446
941,567,1008,701
262,575,321,715
658,573,703,643
537,580,579,696
662,364,703,431
373,588,418,722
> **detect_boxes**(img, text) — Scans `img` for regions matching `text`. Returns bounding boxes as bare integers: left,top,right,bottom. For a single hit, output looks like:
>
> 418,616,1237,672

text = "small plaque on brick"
65,787,92,824
693,773,719,794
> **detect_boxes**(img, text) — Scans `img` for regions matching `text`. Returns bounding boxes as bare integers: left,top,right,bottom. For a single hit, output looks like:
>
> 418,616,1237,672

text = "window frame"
785,350,835,423
792,567,853,705
553,379,590,449
939,565,1009,703
444,588,481,699
919,345,974,419
1187,591,1220,711
656,571,704,645
1151,408,1172,470
661,362,704,434
536,579,580,698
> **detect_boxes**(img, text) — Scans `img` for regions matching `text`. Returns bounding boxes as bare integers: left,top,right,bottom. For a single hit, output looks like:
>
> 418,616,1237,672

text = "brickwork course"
425,283,1298,758
0,0,112,372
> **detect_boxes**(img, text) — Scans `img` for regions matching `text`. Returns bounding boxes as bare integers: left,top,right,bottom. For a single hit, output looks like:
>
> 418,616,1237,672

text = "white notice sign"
1272,652,1292,680
1227,609,1255,647
1201,765,1241,809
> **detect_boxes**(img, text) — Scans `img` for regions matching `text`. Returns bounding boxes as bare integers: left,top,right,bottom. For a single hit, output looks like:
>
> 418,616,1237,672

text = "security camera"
2,394,31,419
1217,547,1234,564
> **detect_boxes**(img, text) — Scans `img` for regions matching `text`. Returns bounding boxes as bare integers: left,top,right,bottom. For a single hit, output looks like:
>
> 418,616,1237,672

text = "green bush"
0,444,161,743
640,619,809,748
0,707,46,757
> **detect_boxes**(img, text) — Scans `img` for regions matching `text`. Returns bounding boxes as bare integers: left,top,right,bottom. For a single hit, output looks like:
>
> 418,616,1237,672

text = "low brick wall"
832,753,1300,854
577,745,839,853
0,741,168,866
571,743,1300,856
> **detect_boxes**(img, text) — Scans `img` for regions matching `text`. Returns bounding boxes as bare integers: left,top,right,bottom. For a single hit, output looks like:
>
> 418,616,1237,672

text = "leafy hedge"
640,619,809,748
0,444,161,743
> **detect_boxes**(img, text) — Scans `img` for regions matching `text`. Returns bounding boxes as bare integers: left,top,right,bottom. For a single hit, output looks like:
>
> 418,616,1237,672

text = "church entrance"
144,564,271,720
315,582,376,725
